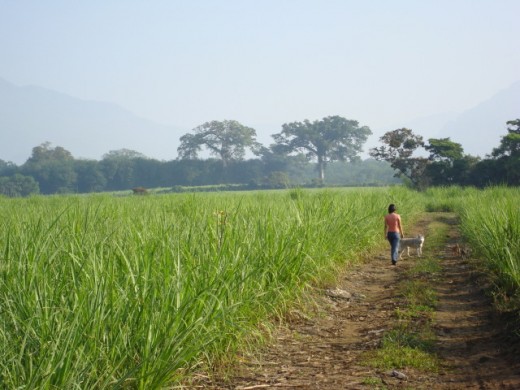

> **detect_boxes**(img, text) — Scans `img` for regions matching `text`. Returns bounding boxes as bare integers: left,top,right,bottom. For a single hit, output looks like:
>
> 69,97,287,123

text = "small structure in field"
132,187,149,195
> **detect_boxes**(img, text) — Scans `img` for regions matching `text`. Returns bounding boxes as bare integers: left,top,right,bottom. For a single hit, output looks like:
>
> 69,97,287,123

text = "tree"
25,142,74,164
102,149,148,160
100,149,145,191
492,119,520,158
0,174,39,197
424,138,467,185
74,159,107,193
0,159,18,176
490,119,520,185
369,128,429,189
22,142,77,194
272,115,372,181
257,145,308,184
177,120,260,170
425,138,464,161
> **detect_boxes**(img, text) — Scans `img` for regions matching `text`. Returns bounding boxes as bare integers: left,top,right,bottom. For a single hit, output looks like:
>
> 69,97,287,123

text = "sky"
1,0,519,149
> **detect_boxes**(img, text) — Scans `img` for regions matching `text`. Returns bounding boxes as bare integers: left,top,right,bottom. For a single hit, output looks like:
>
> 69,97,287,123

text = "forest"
0,116,518,196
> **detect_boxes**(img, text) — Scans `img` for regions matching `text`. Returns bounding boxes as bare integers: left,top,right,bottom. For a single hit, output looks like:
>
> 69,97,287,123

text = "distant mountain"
400,111,460,141
0,78,183,164
368,81,520,159
437,81,520,157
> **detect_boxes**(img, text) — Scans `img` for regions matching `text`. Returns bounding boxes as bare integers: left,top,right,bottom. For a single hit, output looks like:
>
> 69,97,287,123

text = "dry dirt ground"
197,213,520,389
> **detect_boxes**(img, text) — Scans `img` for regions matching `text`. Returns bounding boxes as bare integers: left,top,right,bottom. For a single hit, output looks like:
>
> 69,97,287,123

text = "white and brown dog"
399,235,425,259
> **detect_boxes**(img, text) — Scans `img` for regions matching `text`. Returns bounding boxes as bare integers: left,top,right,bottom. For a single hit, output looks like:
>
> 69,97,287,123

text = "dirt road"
199,213,520,389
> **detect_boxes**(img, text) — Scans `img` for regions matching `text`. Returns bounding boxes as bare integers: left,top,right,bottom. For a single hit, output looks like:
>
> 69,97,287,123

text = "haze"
1,0,519,158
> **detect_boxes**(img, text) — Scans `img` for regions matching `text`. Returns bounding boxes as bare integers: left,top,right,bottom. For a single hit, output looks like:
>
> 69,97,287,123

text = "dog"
399,235,425,259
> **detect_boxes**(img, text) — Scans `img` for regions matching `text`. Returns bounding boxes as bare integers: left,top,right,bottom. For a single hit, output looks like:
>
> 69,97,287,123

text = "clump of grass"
361,376,387,388
395,304,435,321
367,325,439,371
400,280,438,309
425,201,455,213
365,280,439,373
423,186,475,213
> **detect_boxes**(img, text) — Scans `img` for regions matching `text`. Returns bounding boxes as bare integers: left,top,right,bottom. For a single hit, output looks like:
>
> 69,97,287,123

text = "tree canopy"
2,118,519,196
177,120,260,168
425,138,464,161
369,128,429,189
22,142,77,194
272,115,372,181
490,119,520,184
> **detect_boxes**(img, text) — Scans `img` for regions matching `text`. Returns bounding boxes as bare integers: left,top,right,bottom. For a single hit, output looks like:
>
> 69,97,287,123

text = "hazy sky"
1,0,519,146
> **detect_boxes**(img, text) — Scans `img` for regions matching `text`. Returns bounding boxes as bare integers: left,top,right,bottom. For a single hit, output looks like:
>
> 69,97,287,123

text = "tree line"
370,119,520,189
0,116,518,196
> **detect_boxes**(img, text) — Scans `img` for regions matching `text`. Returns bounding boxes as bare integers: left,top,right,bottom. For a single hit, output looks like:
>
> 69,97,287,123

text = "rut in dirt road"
198,213,520,389
431,214,520,390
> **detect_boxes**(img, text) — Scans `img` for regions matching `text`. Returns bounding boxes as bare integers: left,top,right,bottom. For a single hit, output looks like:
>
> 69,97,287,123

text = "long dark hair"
388,204,396,213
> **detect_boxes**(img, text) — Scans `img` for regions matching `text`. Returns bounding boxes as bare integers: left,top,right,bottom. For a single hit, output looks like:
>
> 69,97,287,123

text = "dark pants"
387,232,400,263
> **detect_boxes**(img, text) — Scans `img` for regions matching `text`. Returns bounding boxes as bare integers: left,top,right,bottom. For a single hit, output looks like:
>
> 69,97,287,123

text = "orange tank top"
385,213,401,232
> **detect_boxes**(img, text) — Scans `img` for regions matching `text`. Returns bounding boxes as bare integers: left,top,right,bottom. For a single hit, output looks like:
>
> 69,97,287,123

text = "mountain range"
400,81,520,157
1,77,519,165
0,78,183,165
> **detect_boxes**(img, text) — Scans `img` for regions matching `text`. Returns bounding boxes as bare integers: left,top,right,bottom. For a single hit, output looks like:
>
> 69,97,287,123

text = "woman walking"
384,204,404,265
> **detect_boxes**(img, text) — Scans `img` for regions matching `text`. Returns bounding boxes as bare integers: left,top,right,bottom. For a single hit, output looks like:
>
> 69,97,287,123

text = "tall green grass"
425,186,520,307
457,187,520,300
0,188,422,388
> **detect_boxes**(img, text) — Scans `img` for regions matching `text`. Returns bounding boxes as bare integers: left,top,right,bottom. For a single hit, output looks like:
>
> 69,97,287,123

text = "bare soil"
197,213,520,389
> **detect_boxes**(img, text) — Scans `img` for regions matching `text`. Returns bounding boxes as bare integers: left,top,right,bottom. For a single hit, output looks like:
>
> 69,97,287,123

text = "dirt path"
199,213,520,389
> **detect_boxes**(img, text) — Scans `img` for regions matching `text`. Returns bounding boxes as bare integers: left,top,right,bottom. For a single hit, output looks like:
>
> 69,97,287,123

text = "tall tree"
491,119,520,185
22,142,77,194
272,115,371,181
0,174,39,197
492,119,520,158
0,159,18,176
425,138,464,161
100,149,145,190
74,159,107,193
369,128,429,189
424,138,467,185
177,120,260,170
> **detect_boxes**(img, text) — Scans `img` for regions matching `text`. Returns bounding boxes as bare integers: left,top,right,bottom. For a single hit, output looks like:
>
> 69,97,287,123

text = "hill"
2,77,519,164
437,81,520,157
0,78,183,164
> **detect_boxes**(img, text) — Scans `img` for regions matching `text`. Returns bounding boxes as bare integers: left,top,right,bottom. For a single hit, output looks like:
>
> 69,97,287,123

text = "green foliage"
492,119,520,158
424,186,520,309
424,138,477,186
367,324,438,371
0,174,40,197
272,115,372,181
456,187,520,303
302,159,401,186
177,120,260,169
0,188,425,387
426,137,464,161
21,142,77,194
371,120,520,188
369,128,429,189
